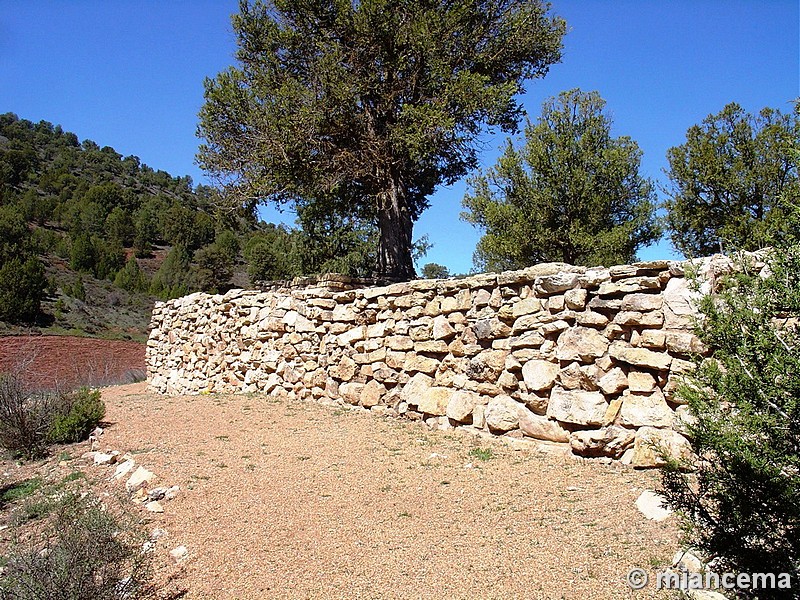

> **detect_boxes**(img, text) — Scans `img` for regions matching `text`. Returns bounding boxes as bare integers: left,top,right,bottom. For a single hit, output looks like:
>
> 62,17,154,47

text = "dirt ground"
74,382,682,600
0,335,145,390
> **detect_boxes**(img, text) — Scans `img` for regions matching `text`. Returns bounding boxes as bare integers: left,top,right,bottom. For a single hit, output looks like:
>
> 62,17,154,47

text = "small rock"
169,545,189,563
672,548,704,573
145,501,164,513
93,451,118,466
113,459,136,480
635,490,672,521
147,487,168,502
164,486,180,500
685,591,729,600
126,466,156,492
151,528,168,540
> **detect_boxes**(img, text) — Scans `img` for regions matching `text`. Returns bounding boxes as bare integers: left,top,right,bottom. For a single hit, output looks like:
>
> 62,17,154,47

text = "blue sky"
1,1,798,274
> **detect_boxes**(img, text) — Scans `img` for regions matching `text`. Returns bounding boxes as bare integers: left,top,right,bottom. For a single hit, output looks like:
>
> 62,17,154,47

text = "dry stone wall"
147,255,740,467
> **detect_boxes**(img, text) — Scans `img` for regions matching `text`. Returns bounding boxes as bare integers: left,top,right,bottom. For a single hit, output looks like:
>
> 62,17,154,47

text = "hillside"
0,112,257,340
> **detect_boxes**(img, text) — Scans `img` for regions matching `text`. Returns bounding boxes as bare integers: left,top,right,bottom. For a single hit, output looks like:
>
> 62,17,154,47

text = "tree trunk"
375,180,416,281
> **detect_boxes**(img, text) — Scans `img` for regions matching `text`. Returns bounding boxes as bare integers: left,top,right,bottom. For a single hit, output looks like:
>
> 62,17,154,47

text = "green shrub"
0,492,153,600
660,246,800,593
48,387,105,444
114,255,149,292
0,256,46,323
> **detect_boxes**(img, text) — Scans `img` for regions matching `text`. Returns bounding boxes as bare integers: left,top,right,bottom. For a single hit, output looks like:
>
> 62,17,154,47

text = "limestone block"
575,310,609,327
570,425,635,458
580,266,611,287
400,372,434,406
512,297,543,317
339,381,364,406
414,340,449,354
598,367,628,395
613,311,664,327
484,395,521,432
620,388,674,427
126,466,156,492
631,426,694,468
639,330,666,349
417,386,453,416
558,362,598,391
360,380,387,408
664,331,706,355
518,406,569,442
497,370,518,390
473,318,511,340
404,353,439,375
534,272,580,294
564,288,588,310
597,276,660,296
386,336,414,351
628,371,657,393
337,326,366,346
547,295,565,312
432,315,456,340
621,293,663,312
521,359,559,392
662,277,699,330
555,327,609,362
546,388,608,426
609,341,672,371
520,392,549,415
446,390,483,422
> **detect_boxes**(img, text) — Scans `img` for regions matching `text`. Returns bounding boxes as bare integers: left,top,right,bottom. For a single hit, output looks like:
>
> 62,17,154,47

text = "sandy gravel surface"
99,383,680,600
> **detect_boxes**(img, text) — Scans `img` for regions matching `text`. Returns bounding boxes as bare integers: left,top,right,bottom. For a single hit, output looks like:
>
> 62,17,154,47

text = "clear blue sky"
1,1,798,274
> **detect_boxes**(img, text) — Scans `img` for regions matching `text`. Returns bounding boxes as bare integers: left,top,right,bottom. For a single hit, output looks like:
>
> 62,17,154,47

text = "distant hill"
0,112,259,340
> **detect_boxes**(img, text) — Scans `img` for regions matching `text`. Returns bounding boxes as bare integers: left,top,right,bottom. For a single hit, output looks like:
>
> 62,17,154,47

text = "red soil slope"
0,336,146,391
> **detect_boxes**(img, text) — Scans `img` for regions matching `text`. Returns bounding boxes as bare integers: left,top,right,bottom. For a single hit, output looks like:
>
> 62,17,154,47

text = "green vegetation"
0,373,104,459
469,447,495,461
462,89,661,271
664,102,799,256
0,478,43,506
421,263,451,279
198,0,566,280
0,492,153,600
0,205,46,322
661,215,800,587
47,387,105,445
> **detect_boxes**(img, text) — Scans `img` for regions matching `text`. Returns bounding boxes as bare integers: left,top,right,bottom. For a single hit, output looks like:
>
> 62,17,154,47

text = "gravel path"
100,383,679,599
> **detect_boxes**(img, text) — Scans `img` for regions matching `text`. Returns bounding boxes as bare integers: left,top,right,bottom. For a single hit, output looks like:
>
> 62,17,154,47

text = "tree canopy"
197,0,566,280
462,89,661,271
664,102,799,256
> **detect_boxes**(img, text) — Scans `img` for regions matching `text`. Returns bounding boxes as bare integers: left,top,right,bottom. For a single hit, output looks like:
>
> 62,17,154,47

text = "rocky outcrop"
147,254,754,467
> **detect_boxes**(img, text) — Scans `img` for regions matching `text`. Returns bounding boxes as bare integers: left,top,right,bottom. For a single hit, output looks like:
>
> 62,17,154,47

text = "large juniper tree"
197,0,566,280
